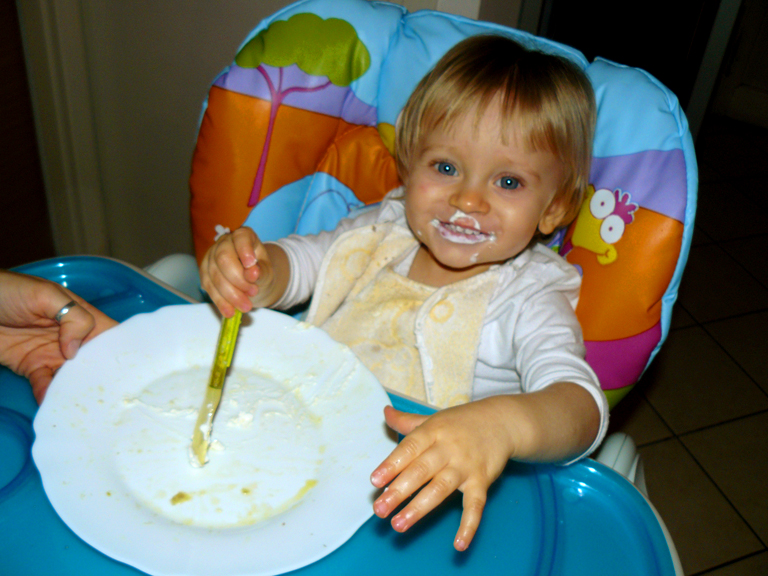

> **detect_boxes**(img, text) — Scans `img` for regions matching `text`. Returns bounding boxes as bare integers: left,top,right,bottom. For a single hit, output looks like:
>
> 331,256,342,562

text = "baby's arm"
371,383,599,551
200,227,290,317
200,196,397,316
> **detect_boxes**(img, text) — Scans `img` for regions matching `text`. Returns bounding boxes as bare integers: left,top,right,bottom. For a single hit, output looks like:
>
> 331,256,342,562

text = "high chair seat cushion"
188,0,697,406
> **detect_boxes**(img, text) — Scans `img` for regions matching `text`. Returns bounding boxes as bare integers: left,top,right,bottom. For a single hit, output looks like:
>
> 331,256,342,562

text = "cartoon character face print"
570,186,638,265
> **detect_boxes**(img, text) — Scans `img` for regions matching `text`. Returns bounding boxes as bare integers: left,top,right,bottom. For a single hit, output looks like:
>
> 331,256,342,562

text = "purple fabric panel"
214,64,377,126
590,149,687,222
584,323,661,390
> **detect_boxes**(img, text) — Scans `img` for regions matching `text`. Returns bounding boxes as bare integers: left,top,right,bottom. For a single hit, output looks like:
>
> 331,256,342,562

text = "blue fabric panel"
294,173,366,235
243,173,366,242
588,58,692,156
377,9,588,126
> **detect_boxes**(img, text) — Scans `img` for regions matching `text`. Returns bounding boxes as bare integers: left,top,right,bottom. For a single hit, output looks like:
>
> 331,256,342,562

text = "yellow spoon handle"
190,310,242,466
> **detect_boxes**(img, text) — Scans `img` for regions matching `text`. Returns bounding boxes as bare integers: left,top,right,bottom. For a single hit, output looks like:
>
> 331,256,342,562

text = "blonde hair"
395,35,596,225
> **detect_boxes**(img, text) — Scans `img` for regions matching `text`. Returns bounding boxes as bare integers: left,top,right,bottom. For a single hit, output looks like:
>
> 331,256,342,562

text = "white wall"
19,0,293,267
18,0,535,268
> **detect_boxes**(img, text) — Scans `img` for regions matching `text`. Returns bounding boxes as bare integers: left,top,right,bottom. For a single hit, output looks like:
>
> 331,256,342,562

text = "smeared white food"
114,366,324,528
449,209,479,227
430,209,496,245
228,411,254,428
210,439,225,452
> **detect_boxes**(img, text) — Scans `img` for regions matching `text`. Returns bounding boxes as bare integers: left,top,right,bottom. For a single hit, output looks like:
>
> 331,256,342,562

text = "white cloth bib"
322,264,436,401
306,223,501,407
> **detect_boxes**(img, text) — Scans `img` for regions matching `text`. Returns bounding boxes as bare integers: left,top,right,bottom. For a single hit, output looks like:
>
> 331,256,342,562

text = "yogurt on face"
430,210,496,245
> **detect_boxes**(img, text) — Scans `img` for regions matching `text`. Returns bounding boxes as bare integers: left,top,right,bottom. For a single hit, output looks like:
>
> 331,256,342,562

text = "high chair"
147,0,696,504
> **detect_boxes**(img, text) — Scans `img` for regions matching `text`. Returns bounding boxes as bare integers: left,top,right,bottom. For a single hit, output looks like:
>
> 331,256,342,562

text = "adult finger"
56,302,96,359
27,366,55,404
33,281,96,360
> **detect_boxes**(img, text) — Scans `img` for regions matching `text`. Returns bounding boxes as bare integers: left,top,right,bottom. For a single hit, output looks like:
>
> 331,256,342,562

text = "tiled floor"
607,114,768,575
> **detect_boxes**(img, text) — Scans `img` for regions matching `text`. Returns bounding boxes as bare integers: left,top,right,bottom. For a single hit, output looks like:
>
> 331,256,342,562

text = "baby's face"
404,102,566,283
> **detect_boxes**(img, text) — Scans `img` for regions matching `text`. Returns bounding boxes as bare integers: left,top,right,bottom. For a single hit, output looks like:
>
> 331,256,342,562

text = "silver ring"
54,300,78,324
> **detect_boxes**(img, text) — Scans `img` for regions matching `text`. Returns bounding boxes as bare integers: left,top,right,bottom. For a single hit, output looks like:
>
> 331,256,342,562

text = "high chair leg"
144,253,202,301
593,432,646,495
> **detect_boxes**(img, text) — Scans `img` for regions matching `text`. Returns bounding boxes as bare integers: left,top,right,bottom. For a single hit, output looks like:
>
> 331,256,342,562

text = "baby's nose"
450,185,490,213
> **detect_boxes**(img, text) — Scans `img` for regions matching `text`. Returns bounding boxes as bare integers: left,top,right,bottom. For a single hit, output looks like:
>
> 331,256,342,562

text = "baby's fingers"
202,245,257,315
231,228,263,284
383,405,427,436
201,274,239,318
371,407,429,488
372,438,448,519
211,235,259,293
454,484,488,551
387,466,463,534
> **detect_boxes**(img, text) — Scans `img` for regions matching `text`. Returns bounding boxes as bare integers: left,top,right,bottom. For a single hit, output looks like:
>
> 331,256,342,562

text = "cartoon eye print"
590,188,615,219
600,214,625,244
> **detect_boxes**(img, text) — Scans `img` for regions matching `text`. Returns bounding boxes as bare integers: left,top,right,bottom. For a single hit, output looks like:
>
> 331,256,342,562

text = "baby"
200,34,608,551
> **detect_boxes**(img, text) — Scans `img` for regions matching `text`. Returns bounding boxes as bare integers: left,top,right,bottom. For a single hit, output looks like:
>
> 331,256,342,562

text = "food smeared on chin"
430,209,497,245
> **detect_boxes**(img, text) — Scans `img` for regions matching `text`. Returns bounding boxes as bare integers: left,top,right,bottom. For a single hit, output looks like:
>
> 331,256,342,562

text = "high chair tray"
0,256,679,576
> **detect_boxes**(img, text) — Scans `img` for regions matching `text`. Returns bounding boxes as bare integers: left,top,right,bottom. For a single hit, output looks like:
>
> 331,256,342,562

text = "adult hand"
0,270,117,402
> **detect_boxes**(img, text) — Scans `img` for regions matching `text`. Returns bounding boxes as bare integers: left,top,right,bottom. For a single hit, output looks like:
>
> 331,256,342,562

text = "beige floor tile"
670,305,696,330
730,174,768,212
607,389,673,446
641,326,768,434
639,439,762,575
699,552,768,576
695,161,721,185
706,311,768,394
682,412,768,544
696,119,768,181
691,226,714,247
695,180,768,242
676,244,768,323
720,236,768,288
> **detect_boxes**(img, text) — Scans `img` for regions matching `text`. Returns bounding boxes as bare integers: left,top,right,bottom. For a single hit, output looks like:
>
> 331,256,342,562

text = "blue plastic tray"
0,257,678,575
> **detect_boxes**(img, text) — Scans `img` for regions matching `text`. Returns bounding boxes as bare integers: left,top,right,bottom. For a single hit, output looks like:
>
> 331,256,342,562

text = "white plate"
33,304,395,576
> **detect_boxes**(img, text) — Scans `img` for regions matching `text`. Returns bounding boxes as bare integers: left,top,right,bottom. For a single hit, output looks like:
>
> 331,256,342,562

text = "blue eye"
497,176,520,190
435,162,457,176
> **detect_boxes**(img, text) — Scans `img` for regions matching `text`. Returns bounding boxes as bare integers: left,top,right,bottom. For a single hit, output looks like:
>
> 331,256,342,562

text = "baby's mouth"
430,218,496,245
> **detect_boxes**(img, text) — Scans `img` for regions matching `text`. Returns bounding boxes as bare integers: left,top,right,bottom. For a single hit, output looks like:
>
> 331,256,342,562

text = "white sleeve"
269,196,403,310
511,276,609,463
475,248,608,463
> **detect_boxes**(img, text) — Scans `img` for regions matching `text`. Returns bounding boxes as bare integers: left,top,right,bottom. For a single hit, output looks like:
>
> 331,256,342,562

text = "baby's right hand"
200,227,273,317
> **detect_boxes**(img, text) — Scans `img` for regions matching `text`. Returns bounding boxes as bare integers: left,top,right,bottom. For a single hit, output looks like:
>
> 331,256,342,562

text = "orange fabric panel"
189,88,267,264
568,208,683,341
260,105,362,201
189,87,368,263
315,125,401,204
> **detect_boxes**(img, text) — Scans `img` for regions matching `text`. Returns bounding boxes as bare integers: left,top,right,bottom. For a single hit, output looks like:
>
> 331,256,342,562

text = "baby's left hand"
370,400,516,551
